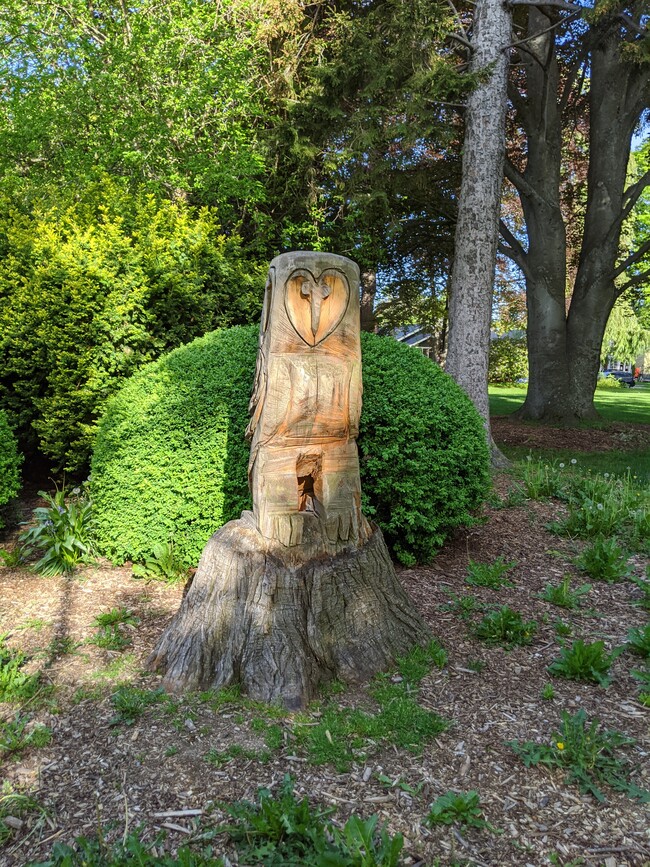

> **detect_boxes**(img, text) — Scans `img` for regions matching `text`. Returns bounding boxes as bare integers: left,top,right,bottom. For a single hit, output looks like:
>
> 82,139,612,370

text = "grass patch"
509,709,649,802
489,382,650,426
109,685,168,726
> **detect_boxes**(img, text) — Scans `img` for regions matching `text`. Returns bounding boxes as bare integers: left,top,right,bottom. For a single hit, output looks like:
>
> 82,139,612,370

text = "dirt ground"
1,419,648,867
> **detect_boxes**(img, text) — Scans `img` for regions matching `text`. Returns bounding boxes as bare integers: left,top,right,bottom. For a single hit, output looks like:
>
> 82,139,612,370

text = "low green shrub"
0,410,22,529
91,328,490,567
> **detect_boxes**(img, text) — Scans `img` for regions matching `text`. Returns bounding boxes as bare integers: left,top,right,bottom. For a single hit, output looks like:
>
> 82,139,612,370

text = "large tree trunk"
148,512,430,709
446,0,511,466
506,9,649,422
511,8,574,422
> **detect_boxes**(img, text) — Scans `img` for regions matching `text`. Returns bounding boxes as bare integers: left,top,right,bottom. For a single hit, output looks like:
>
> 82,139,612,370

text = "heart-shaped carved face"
285,268,350,346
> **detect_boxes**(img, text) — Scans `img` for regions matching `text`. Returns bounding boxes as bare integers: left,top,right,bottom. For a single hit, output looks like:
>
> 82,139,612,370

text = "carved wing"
245,267,274,442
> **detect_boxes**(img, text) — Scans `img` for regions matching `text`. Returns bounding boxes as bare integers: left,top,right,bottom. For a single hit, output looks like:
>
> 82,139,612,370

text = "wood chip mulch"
1,424,648,867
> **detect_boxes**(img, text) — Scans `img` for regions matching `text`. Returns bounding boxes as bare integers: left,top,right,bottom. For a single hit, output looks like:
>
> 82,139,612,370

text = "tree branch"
612,237,650,280
505,9,580,51
508,0,582,10
499,220,530,276
615,269,650,296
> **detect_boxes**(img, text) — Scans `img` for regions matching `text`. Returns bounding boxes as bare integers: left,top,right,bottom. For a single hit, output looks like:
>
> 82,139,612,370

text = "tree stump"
148,512,430,709
148,251,431,707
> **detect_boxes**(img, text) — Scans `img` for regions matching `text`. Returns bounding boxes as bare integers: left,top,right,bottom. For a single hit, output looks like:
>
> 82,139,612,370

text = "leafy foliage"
488,336,528,384
509,710,649,803
547,640,623,687
131,542,189,584
474,606,537,649
90,608,139,651
0,185,264,471
0,713,51,760
109,686,167,726
626,624,650,658
92,329,490,567
0,410,22,528
19,487,94,577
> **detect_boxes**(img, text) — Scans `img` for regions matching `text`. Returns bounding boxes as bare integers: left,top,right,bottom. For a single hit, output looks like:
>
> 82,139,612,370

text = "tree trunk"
148,512,430,709
506,10,649,422
446,0,511,467
360,270,377,332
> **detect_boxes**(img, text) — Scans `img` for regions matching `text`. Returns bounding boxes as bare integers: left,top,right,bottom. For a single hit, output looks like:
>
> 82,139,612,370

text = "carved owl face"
284,268,350,346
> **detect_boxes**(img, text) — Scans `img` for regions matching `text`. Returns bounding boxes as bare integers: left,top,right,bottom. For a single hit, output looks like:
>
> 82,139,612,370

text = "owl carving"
246,251,370,549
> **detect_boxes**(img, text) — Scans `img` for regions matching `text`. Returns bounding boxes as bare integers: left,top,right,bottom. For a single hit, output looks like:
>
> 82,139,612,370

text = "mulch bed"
0,419,648,867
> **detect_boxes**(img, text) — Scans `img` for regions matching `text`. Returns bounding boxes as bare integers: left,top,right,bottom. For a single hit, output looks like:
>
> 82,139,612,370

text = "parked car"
602,369,636,387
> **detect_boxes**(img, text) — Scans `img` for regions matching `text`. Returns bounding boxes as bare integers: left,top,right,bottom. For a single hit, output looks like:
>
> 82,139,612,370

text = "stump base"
148,512,430,708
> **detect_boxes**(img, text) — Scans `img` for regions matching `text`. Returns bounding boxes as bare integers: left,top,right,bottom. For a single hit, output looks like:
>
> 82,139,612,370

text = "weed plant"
541,683,555,700
426,791,489,829
132,541,188,584
91,607,139,651
0,782,47,845
27,828,225,866
0,636,41,702
465,556,516,589
206,745,271,767
626,624,650,658
575,537,631,582
440,593,482,620
0,547,25,567
630,574,650,611
519,458,569,500
509,709,649,802
548,640,623,687
295,643,449,771
540,575,591,609
219,775,403,866
19,486,94,576
474,606,537,649
631,664,650,706
109,685,167,725
0,713,51,759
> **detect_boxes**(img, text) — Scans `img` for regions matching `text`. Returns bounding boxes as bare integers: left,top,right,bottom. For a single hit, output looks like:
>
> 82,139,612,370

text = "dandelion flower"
571,459,577,465
597,503,604,511
556,742,565,750
559,463,565,469
604,473,609,478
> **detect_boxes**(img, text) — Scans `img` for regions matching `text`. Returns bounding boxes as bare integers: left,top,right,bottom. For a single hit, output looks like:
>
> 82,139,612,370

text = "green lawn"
489,382,650,425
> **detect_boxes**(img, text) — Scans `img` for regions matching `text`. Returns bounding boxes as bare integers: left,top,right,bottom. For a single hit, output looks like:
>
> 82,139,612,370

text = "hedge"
0,410,22,529
91,327,490,566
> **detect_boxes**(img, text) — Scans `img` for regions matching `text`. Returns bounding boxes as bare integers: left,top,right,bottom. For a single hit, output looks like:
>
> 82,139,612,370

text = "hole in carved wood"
297,473,317,512
296,453,322,515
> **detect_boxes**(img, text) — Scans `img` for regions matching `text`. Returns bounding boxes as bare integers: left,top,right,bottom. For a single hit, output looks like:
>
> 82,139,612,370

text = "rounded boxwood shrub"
91,326,490,567
0,409,22,528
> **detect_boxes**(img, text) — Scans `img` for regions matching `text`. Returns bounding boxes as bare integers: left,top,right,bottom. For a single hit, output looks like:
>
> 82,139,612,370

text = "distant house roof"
393,325,434,347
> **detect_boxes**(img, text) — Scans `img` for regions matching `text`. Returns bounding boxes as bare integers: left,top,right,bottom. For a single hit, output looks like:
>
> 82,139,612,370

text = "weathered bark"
360,270,377,333
505,9,649,422
446,0,511,467
148,512,430,709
